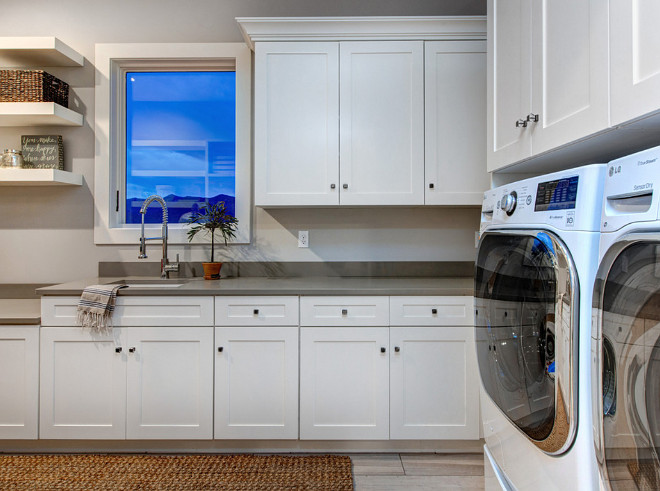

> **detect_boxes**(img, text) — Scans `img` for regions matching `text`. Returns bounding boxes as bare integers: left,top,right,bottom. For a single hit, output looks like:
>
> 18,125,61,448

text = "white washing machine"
592,145,660,491
476,164,606,490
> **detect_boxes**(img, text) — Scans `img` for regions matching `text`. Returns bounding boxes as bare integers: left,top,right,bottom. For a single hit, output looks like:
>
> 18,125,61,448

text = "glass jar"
1,149,24,168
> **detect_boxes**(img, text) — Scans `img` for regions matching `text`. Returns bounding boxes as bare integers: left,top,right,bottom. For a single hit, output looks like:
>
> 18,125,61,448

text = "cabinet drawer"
300,296,389,326
41,296,214,327
215,296,299,326
390,296,474,326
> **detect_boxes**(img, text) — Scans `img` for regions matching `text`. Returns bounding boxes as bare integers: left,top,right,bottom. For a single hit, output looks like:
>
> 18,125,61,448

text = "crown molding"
235,16,486,50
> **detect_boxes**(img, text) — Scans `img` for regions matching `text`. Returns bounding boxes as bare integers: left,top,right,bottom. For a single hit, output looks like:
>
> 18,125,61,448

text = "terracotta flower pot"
202,262,222,280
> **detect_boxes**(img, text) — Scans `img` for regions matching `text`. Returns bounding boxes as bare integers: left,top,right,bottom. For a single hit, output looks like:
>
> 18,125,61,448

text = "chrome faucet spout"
137,195,179,278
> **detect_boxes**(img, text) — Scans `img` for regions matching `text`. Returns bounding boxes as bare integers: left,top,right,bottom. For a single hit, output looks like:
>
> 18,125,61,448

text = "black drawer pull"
253,309,259,315
128,347,136,353
380,347,386,353
394,346,400,353
115,347,122,353
341,309,348,315
218,347,224,353
431,308,438,314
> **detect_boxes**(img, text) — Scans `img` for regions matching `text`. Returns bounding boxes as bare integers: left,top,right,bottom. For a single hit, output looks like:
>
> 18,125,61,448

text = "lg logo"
609,165,622,177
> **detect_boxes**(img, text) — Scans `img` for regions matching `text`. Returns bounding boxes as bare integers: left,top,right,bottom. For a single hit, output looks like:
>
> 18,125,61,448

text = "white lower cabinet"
36,293,479,444
40,326,213,440
214,327,299,439
299,327,390,440
0,326,39,439
126,327,213,440
389,326,480,440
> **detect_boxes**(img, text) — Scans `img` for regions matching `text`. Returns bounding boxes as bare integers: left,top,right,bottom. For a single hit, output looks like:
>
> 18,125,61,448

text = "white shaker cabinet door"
487,0,532,172
125,327,213,440
529,0,609,155
40,327,127,439
610,0,660,125
389,326,480,440
0,326,39,439
300,327,389,440
339,41,424,205
254,42,340,206
214,327,299,439
425,41,489,205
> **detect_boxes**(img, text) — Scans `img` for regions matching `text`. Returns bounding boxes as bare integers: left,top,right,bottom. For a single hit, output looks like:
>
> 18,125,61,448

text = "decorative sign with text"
20,135,64,170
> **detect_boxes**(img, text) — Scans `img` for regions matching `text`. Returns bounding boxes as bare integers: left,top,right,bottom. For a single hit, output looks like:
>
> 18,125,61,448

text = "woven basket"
0,70,69,107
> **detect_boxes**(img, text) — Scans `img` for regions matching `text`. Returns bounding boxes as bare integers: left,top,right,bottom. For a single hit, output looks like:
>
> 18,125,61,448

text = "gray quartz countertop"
37,276,474,297
0,299,41,325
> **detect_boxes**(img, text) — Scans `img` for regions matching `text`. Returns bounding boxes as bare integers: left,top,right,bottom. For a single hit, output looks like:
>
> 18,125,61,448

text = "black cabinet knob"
330,183,336,189
218,347,224,353
429,183,435,189
380,347,386,353
128,347,136,353
343,183,348,189
253,309,259,315
115,347,122,353
341,309,348,315
394,346,400,353
431,308,438,314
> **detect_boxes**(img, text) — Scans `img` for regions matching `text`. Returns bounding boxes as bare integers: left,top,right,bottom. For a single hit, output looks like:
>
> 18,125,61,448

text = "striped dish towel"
76,284,126,331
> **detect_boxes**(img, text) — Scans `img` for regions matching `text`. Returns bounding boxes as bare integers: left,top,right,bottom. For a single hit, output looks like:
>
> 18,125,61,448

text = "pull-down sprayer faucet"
138,195,179,279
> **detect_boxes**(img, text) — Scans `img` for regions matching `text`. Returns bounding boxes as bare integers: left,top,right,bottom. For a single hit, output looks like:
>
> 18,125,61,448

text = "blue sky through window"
125,71,236,224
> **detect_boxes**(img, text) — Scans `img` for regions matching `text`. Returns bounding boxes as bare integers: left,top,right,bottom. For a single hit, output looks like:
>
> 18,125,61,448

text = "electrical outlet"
298,230,309,248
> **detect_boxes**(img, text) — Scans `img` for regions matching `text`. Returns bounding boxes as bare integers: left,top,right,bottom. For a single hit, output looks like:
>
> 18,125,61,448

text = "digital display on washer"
535,176,579,211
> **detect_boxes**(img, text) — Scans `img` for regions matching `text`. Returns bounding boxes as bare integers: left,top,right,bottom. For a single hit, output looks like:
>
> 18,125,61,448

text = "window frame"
94,43,251,245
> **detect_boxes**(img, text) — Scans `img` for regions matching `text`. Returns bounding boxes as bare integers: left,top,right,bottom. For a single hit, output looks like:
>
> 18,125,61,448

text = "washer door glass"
600,241,660,490
476,231,576,454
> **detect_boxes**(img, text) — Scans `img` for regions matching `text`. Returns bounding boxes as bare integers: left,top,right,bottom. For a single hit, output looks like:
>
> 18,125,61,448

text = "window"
94,43,251,244
125,71,236,224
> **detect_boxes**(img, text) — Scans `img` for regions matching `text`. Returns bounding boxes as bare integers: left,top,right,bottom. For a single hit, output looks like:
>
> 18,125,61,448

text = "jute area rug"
0,454,354,490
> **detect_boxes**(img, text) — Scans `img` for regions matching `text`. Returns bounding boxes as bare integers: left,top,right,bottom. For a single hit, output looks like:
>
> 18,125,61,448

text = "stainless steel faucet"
138,195,180,279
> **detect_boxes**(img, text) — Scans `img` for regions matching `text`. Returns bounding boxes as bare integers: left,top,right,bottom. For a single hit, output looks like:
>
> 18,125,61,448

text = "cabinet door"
300,327,389,440
530,0,609,154
487,0,532,172
254,42,339,206
40,327,127,439
390,327,479,440
0,327,39,439
610,0,660,125
126,327,213,440
339,41,424,205
425,41,489,205
215,327,299,439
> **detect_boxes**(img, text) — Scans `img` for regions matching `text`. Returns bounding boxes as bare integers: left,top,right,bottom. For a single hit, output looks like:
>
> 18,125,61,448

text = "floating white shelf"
0,37,84,67
0,102,83,127
0,168,83,186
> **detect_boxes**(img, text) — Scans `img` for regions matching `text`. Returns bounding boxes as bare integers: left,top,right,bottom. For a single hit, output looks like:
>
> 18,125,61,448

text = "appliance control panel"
482,164,606,232
601,145,660,232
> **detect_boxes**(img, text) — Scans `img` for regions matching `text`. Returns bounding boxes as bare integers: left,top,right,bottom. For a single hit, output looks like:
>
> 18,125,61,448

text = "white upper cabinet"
339,41,424,206
243,17,486,206
529,0,609,156
487,0,609,172
487,0,532,170
425,41,489,205
610,0,660,126
254,42,339,206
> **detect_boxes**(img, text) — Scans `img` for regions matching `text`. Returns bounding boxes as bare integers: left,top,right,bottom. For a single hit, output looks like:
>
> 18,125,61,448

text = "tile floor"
350,452,485,490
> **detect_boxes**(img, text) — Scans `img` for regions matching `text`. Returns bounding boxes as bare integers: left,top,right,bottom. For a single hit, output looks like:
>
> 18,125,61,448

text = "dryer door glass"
475,231,577,454
600,241,660,490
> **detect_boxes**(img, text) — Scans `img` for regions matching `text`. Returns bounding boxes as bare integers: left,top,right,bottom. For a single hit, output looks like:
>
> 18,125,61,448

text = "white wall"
0,0,485,283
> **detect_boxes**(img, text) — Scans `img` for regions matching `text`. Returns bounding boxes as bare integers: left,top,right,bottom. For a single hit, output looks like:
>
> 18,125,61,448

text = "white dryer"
476,164,606,490
592,145,660,491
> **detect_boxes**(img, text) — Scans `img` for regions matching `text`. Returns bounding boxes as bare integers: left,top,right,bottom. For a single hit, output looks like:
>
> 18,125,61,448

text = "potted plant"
185,201,238,280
